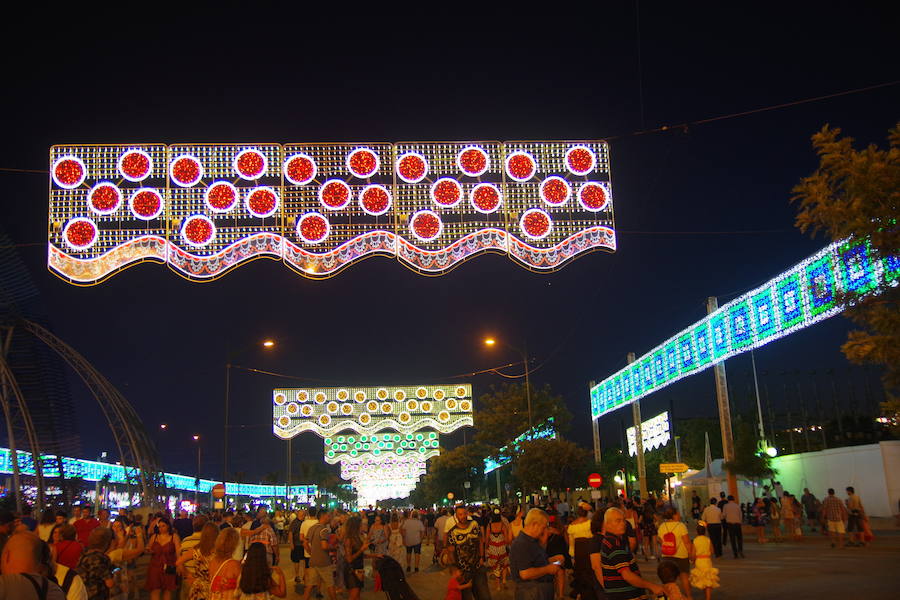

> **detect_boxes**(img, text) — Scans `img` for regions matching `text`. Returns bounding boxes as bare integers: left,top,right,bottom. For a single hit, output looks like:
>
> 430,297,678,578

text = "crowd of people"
0,483,874,600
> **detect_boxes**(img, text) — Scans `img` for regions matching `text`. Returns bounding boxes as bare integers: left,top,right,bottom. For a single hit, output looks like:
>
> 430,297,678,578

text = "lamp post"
192,434,201,507
483,337,532,430
224,339,275,485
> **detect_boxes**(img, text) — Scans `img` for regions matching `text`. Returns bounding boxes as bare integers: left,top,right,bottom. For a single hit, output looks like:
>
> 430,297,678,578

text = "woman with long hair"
176,522,219,600
108,517,146,600
342,516,369,600
368,514,388,555
145,518,181,600
237,542,286,599
387,513,404,564
484,512,511,592
209,527,242,600
37,509,56,542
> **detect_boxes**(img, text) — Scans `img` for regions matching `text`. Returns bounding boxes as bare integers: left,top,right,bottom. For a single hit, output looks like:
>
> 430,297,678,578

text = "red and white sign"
212,483,226,499
588,473,603,488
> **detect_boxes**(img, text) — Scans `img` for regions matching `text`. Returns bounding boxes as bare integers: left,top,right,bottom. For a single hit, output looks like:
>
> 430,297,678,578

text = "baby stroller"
374,556,421,600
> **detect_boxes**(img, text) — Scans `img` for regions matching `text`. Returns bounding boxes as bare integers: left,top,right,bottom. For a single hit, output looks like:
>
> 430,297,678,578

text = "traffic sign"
212,483,226,499
659,463,689,474
588,473,603,488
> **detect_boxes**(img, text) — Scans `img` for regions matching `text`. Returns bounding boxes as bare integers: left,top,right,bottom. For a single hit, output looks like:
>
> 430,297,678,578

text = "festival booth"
679,459,759,507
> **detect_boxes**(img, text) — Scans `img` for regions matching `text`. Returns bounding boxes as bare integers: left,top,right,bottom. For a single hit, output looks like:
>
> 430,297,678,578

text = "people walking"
689,522,720,600
699,500,722,558
722,496,744,558
656,507,692,598
447,506,491,600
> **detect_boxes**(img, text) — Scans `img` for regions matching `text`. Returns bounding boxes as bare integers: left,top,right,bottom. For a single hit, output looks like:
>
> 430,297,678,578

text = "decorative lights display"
274,383,473,504
0,446,316,499
273,384,473,437
48,141,614,284
483,418,556,474
590,237,899,419
626,411,671,456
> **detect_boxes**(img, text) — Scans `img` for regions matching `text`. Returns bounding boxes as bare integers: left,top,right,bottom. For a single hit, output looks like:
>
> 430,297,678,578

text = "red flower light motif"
470,183,501,213
88,183,122,215
63,218,97,250
565,145,596,175
205,182,238,213
182,215,215,247
297,212,330,244
284,154,316,185
118,150,152,181
578,182,609,212
396,152,428,183
170,155,203,187
53,157,86,189
234,149,267,180
347,148,379,178
129,189,163,220
245,187,279,218
457,147,489,177
520,208,552,240
319,180,351,210
506,151,537,181
359,185,391,216
430,178,462,207
540,176,571,206
410,210,442,241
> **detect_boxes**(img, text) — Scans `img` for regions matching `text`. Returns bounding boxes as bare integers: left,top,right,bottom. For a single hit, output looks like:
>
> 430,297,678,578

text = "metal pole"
496,469,502,502
707,297,738,499
627,352,647,499
196,443,201,506
287,438,292,506
223,363,230,485
523,344,532,431
750,349,766,442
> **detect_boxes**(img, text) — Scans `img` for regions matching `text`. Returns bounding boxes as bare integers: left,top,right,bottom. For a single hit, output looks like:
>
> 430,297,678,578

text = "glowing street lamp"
160,423,168,430
483,336,532,430
192,434,201,506
262,340,275,348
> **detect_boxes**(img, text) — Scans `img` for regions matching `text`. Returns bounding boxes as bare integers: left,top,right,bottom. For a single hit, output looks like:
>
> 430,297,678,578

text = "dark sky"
2,4,898,482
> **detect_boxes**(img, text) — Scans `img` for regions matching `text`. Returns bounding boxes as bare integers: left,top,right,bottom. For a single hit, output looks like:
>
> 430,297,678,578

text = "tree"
792,123,900,432
513,438,592,495
474,383,572,450
722,418,775,482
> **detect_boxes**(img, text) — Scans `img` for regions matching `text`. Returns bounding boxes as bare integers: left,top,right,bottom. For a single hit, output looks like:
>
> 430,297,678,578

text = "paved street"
274,526,900,599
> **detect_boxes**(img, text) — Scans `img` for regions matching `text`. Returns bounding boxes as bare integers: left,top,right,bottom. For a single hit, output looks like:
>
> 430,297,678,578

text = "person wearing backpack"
656,507,692,599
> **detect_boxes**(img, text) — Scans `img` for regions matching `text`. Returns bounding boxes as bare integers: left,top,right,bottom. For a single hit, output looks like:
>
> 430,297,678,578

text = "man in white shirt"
721,495,744,558
699,499,722,557
556,499,570,519
400,512,426,573
299,508,319,573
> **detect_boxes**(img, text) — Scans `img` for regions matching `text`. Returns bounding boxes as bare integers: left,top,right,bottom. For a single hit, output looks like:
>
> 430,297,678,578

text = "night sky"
2,5,898,483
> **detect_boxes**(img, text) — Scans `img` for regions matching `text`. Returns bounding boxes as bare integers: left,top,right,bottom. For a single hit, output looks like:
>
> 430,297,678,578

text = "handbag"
164,564,177,575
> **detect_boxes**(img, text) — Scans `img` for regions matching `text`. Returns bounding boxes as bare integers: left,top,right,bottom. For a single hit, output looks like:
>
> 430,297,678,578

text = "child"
446,566,472,600
657,561,685,599
689,522,720,600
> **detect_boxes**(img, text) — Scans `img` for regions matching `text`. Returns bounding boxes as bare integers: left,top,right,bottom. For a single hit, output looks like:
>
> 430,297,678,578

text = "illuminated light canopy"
233,148,268,180
319,179,351,210
484,418,556,474
283,153,317,185
520,208,552,240
470,183,502,214
181,215,215,247
505,151,536,181
626,411,671,456
359,184,392,216
118,149,153,182
457,146,490,177
63,217,98,251
48,141,615,284
0,447,317,499
396,152,428,183
245,186,279,218
578,181,610,212
565,145,596,175
430,178,463,208
53,156,87,189
590,237,898,419
410,210,443,242
539,176,571,206
273,384,473,438
129,188,163,220
88,182,122,215
169,154,204,187
347,147,380,178
204,181,239,213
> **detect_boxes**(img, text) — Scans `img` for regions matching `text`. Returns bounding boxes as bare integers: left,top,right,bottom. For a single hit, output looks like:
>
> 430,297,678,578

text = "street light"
192,434,201,507
483,336,532,430
224,339,276,485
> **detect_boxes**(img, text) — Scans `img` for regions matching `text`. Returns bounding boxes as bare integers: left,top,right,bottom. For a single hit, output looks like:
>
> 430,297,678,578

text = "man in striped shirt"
600,508,663,599
821,488,848,548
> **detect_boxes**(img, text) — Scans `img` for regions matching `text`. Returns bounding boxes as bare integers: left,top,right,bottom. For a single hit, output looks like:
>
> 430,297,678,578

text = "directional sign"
659,463,689,474
588,473,603,488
